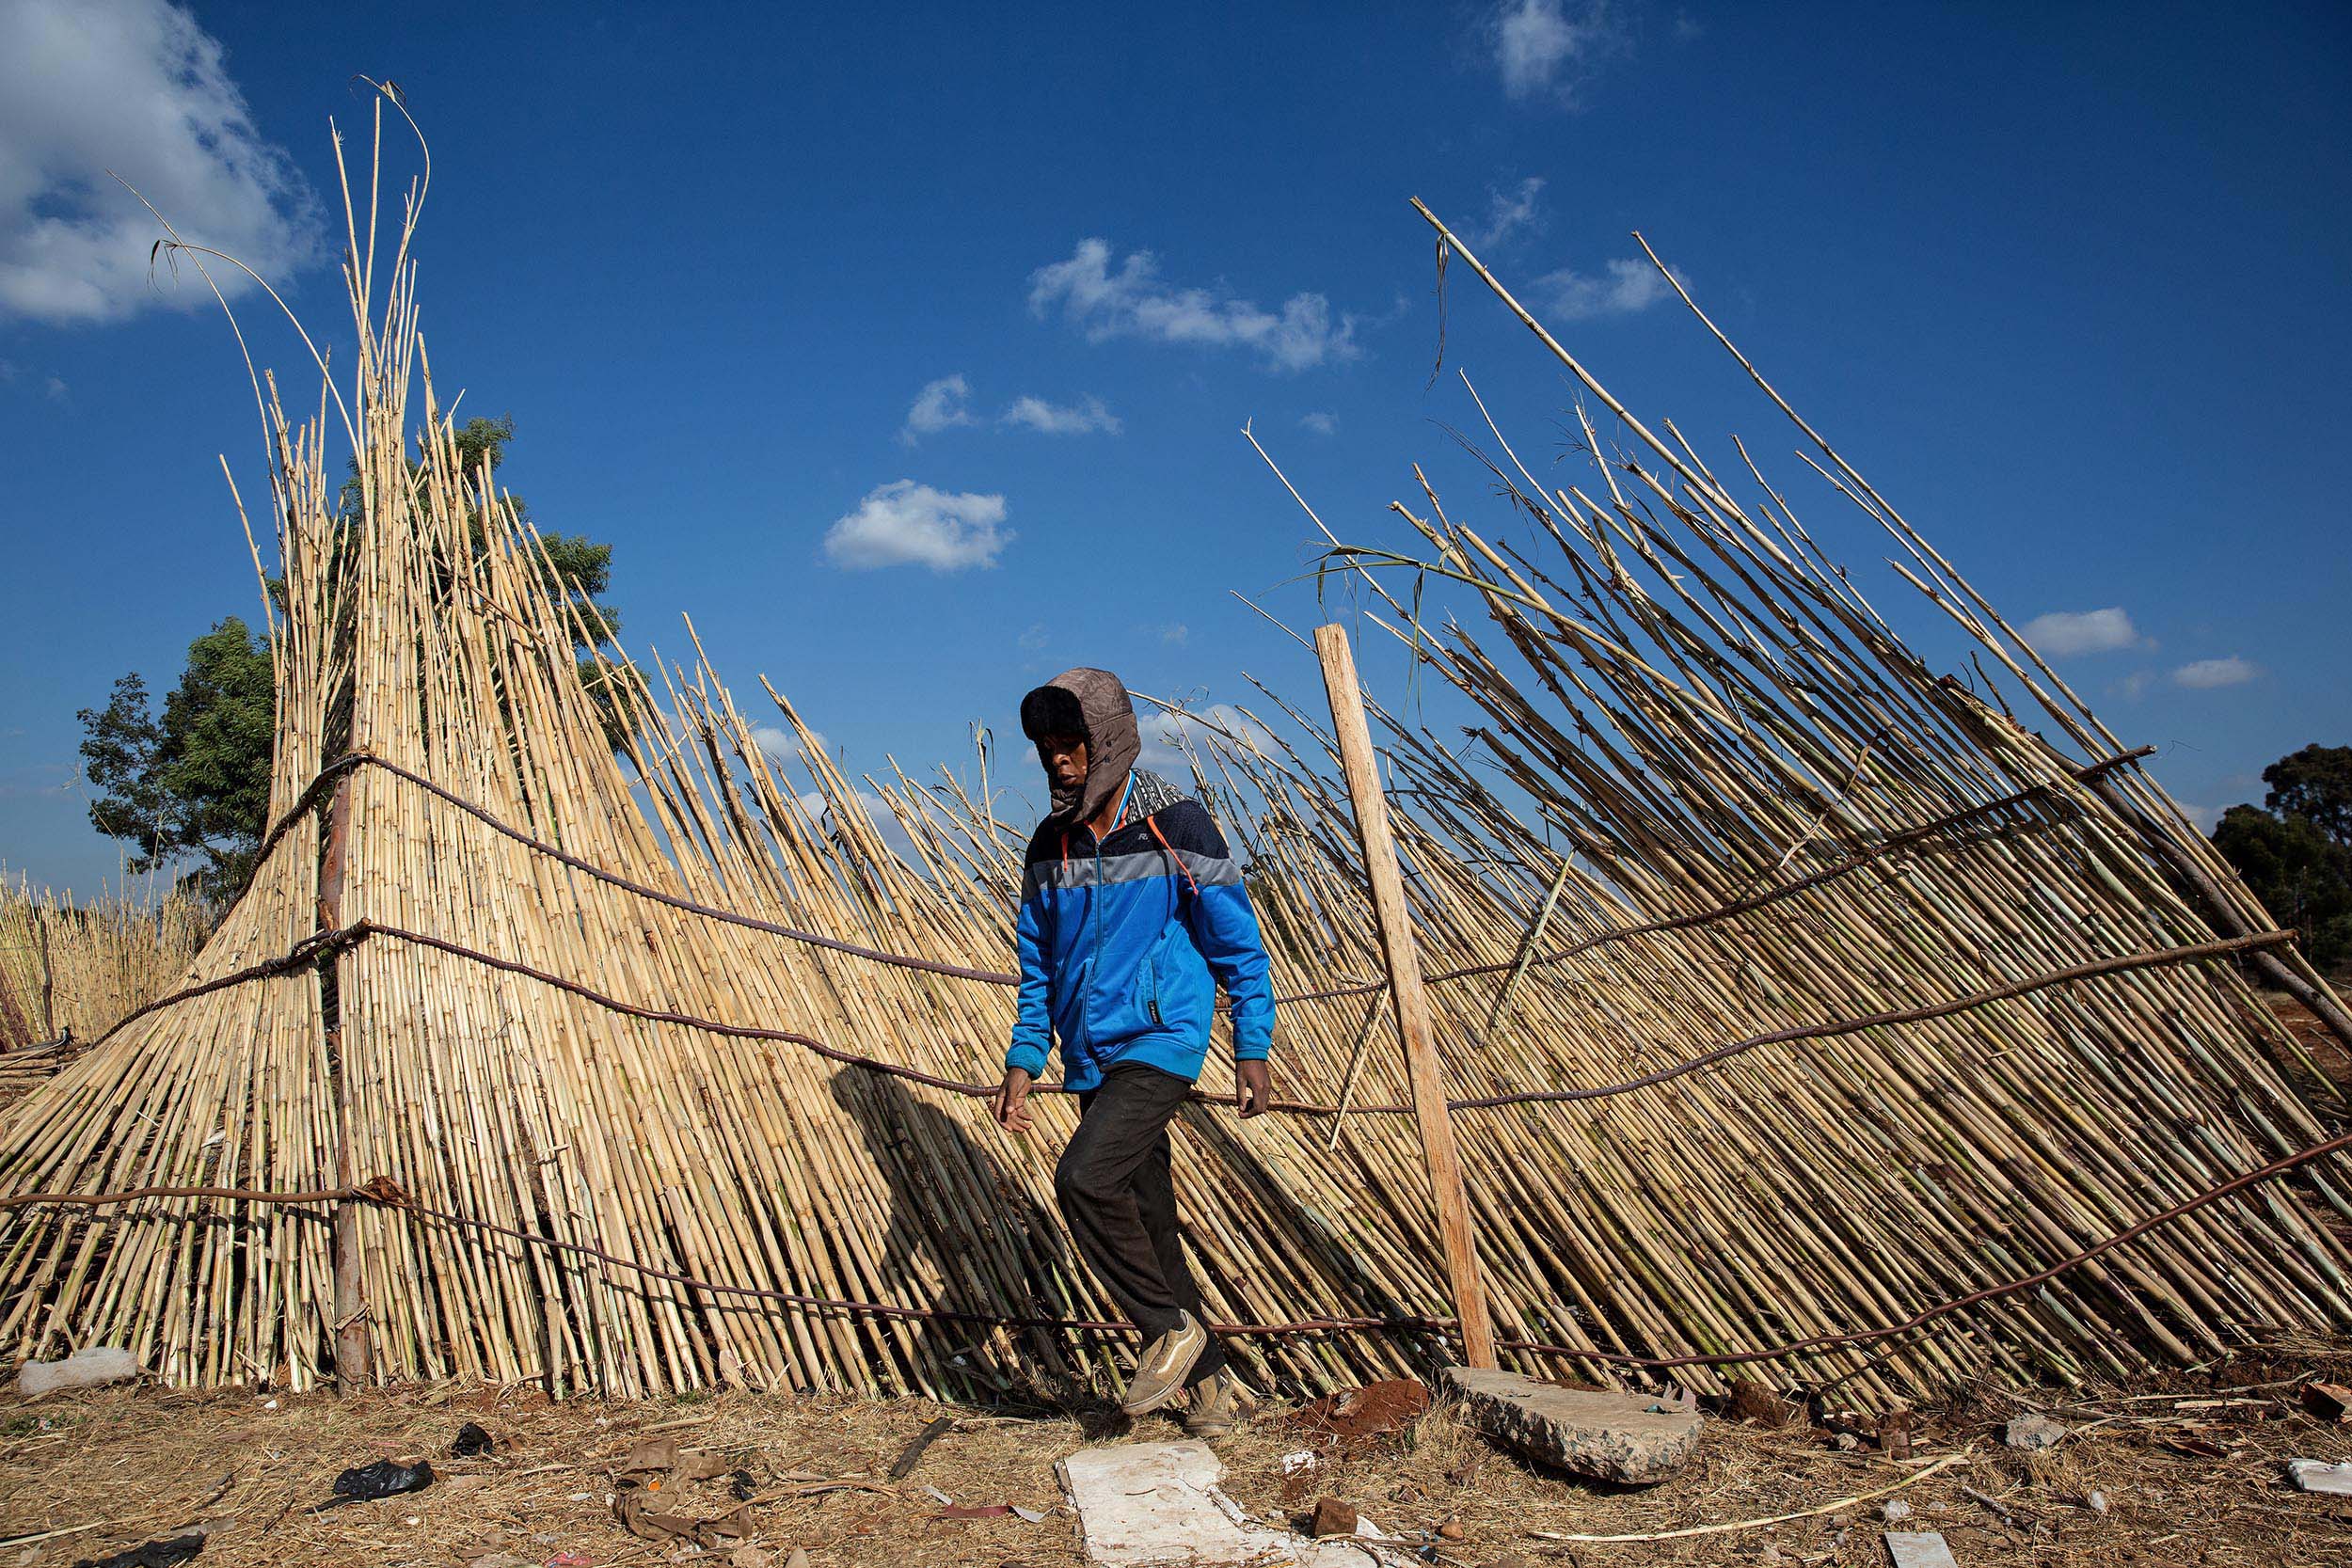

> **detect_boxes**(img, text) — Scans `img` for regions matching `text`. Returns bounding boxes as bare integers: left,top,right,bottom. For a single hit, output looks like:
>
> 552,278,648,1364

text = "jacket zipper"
1082,774,1136,1065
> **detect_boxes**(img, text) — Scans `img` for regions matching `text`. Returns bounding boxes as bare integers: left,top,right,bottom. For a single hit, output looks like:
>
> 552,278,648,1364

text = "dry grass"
8,1355,2352,1567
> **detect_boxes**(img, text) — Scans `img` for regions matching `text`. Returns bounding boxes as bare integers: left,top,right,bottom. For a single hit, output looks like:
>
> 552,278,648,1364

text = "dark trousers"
1055,1063,1226,1386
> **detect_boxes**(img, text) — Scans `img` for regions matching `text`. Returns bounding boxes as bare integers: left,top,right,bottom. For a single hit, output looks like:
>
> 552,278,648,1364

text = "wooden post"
317,775,372,1390
34,915,55,1042
1314,623,1498,1368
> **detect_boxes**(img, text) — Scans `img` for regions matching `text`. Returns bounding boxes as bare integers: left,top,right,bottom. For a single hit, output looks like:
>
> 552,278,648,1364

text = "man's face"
1039,732,1089,794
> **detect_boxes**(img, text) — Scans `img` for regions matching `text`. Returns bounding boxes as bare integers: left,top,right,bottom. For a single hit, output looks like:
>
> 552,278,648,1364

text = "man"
993,668,1276,1439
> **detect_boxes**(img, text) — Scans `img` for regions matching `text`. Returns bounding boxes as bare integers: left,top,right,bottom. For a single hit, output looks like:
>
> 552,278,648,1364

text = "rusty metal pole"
1314,623,1498,1368
317,775,371,1389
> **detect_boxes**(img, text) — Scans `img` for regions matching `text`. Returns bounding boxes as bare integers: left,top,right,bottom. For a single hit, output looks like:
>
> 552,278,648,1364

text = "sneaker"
1120,1311,1207,1416
1183,1369,1243,1439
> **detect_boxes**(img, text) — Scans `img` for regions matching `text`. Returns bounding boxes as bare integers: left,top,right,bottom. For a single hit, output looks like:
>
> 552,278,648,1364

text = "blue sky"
2,0,2347,897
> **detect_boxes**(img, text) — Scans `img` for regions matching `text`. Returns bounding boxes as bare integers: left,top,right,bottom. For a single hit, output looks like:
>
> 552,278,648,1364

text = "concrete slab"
1439,1365,1702,1484
1057,1440,1397,1566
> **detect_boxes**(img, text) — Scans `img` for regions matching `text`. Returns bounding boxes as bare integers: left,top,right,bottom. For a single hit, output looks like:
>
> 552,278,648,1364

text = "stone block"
1438,1366,1700,1484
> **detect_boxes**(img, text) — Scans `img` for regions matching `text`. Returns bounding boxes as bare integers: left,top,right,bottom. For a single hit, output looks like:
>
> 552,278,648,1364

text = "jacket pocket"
1134,925,1190,1029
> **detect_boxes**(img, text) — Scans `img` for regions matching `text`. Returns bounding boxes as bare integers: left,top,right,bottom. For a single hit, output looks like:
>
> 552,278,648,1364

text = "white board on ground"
1057,1441,1398,1567
1884,1531,1961,1568
2287,1458,2352,1495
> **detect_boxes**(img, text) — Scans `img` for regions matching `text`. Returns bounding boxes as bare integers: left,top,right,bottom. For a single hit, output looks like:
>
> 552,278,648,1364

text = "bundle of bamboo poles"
2,105,2345,1407
0,878,209,1102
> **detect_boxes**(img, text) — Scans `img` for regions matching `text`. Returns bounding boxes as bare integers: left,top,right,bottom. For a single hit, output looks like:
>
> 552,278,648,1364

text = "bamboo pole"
1314,623,1497,1369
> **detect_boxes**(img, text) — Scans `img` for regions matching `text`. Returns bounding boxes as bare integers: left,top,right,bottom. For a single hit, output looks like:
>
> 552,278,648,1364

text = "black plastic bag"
73,1535,204,1568
324,1457,436,1506
452,1422,495,1458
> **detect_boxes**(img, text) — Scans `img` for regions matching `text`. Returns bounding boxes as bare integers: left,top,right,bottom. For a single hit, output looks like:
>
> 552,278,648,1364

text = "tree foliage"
2211,743,2352,970
80,418,630,895
77,618,276,891
364,416,633,744
2262,744,2352,845
339,415,623,653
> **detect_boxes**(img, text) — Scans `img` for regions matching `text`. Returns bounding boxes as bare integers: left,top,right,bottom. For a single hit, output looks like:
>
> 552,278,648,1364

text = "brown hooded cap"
1020,667,1139,828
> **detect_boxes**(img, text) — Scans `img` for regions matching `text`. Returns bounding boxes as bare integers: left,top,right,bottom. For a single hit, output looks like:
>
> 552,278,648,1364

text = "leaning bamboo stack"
2,105,2346,1407
1173,203,2352,1403
0,878,209,1050
0,879,210,1104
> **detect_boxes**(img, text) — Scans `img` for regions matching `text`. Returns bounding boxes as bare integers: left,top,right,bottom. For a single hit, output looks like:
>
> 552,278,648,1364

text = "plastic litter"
452,1422,495,1457
70,1534,204,1568
614,1489,754,1546
617,1435,728,1487
19,1345,139,1397
322,1457,436,1508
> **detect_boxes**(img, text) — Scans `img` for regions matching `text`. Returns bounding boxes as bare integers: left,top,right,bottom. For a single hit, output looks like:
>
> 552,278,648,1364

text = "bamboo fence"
2,110,2346,1409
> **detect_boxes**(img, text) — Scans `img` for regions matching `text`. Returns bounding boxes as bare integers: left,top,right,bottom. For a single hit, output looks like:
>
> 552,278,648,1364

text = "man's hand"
1235,1058,1272,1119
993,1067,1036,1132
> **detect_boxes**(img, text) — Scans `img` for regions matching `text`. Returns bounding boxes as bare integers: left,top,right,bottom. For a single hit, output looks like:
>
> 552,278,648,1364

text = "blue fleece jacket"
1005,787,1274,1092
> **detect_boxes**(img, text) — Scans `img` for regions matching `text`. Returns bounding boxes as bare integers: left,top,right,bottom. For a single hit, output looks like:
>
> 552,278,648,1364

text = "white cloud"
899,373,977,443
2178,802,2220,833
1017,623,1049,652
751,723,829,762
1299,411,1339,436
2020,606,2146,657
2173,657,2259,690
821,481,1011,572
1673,9,1705,40
1489,0,1620,104
42,375,67,402
1000,393,1121,436
1534,257,1674,320
0,0,323,325
1028,238,1361,372
1141,704,1277,772
905,376,1121,441
1471,176,1545,249
1160,623,1189,646
0,359,16,381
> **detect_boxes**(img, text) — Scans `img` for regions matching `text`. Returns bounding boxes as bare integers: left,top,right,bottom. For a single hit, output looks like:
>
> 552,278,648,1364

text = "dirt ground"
6,1351,2352,1568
